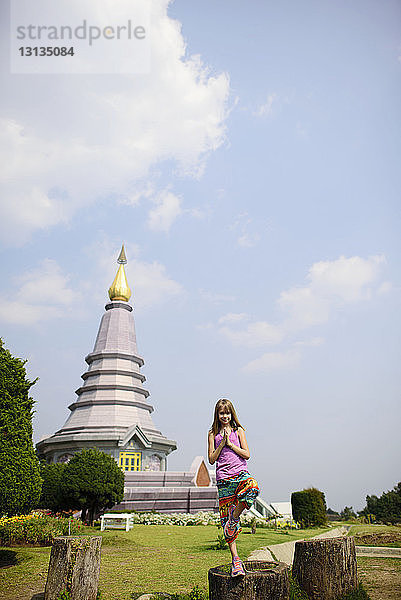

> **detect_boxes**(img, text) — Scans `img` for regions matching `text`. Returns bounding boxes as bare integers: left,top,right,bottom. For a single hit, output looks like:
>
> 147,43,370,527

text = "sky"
0,0,400,512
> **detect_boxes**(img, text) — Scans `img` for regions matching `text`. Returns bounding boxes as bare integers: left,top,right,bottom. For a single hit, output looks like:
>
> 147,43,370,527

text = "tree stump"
208,561,289,600
44,536,102,600
292,537,357,600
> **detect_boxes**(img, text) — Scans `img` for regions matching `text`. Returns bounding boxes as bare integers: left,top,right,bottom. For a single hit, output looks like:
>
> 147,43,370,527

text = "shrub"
213,525,228,550
360,481,401,524
340,506,357,521
114,510,221,527
339,582,371,599
188,586,208,600
61,448,124,524
39,463,67,512
0,340,42,516
106,510,293,529
0,513,83,546
289,572,309,599
169,587,208,600
291,487,327,527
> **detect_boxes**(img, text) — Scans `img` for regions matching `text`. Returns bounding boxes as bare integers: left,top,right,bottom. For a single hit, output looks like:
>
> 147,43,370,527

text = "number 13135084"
19,46,74,56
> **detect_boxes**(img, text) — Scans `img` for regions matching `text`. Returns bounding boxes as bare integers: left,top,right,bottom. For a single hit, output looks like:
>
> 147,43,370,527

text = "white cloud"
377,281,392,295
255,93,278,118
218,313,248,324
243,350,300,374
0,0,230,245
17,259,76,306
219,320,284,347
86,237,185,311
129,258,184,310
296,121,309,138
230,212,262,248
199,290,236,305
293,337,324,348
215,254,389,373
279,255,386,330
120,183,154,207
279,286,330,328
308,255,385,301
0,238,186,324
0,259,80,325
147,191,182,232
238,233,261,248
196,322,213,331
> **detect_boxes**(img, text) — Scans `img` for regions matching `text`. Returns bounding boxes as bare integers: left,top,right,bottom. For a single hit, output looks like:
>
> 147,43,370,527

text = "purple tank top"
214,429,248,481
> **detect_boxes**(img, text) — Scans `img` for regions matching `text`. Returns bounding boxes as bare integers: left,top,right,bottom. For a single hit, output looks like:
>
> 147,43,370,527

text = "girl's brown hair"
210,398,244,436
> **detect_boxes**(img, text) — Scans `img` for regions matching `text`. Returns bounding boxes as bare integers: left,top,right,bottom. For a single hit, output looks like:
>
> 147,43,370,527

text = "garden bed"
0,513,83,547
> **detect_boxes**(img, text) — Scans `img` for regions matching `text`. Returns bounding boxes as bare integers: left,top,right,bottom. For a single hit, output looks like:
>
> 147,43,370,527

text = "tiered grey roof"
37,299,176,459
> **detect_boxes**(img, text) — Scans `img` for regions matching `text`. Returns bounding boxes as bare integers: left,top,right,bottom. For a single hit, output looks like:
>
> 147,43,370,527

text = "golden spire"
108,245,132,302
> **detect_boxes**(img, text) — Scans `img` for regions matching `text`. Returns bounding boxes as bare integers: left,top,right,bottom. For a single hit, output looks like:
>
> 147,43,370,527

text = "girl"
208,398,259,577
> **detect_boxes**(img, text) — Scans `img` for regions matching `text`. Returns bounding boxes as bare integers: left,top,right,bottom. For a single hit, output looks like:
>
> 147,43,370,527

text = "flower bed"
129,511,220,526
108,510,272,528
0,512,83,546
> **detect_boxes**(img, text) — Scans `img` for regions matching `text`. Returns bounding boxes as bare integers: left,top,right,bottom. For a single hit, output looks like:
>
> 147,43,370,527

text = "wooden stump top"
209,561,290,600
209,561,286,577
53,536,102,541
294,536,352,548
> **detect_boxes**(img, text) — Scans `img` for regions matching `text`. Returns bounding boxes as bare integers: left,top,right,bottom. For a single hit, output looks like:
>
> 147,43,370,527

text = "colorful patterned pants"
217,471,260,542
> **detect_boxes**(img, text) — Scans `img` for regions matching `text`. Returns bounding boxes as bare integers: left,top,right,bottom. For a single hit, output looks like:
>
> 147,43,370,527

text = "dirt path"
358,557,401,600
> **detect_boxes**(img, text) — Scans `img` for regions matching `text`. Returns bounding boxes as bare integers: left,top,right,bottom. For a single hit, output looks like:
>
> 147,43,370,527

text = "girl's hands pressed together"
223,427,232,447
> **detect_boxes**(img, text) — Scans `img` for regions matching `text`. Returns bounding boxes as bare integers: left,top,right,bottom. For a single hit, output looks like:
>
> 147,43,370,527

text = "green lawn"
0,524,329,600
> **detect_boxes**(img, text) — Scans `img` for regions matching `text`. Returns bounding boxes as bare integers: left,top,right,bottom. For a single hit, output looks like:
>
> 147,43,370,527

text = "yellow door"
118,451,141,471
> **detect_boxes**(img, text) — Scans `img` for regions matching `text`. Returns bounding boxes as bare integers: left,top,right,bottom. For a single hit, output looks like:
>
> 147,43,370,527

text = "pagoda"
37,246,177,472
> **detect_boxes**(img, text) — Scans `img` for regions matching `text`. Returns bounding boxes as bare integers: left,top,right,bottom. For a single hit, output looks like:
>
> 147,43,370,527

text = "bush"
112,510,221,526
339,582,372,599
291,487,327,527
61,448,124,524
289,572,309,599
0,512,83,546
213,526,228,550
360,481,401,524
169,587,208,600
106,510,275,528
39,463,67,513
0,340,42,516
340,506,357,521
105,510,296,529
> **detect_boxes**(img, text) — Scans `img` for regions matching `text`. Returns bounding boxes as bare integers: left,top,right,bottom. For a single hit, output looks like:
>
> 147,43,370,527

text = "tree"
326,507,339,516
38,462,67,513
0,339,42,516
291,487,327,527
340,506,357,521
360,482,401,524
61,448,124,524
308,487,327,526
